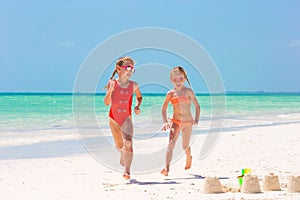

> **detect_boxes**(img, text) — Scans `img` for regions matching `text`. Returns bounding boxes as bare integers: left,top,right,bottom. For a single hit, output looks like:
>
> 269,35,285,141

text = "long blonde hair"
171,66,191,86
104,56,135,90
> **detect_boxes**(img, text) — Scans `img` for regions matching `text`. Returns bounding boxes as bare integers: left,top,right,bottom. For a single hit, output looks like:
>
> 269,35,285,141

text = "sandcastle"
263,173,281,191
203,177,224,193
241,174,261,193
287,175,300,193
201,170,299,194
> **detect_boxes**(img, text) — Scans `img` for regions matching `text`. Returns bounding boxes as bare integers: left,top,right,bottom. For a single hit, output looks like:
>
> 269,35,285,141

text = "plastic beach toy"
244,168,252,174
237,168,252,186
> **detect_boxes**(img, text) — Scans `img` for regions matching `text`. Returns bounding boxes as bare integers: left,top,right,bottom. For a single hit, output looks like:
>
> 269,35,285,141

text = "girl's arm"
161,92,171,131
188,89,200,124
133,81,142,114
104,80,115,106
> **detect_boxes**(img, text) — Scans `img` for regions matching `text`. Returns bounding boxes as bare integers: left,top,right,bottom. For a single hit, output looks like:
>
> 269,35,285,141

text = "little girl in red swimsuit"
160,66,200,176
104,56,142,180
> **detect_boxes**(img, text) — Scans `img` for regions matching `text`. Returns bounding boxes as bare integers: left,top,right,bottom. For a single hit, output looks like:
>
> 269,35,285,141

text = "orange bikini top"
170,95,190,105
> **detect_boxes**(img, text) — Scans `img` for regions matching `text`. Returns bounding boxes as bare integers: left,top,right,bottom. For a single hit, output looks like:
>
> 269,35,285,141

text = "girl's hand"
108,80,116,92
161,122,170,131
134,106,140,115
193,120,199,125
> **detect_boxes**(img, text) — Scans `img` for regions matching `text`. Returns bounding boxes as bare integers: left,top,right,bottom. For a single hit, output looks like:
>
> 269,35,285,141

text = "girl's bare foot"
123,172,130,180
185,156,192,170
160,168,169,176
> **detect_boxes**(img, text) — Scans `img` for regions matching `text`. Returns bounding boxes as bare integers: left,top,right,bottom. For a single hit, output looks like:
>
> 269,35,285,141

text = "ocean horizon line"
0,91,300,96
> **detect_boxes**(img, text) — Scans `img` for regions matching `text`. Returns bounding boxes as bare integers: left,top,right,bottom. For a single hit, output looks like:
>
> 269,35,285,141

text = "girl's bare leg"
161,123,181,176
109,118,125,166
121,117,133,177
182,125,192,170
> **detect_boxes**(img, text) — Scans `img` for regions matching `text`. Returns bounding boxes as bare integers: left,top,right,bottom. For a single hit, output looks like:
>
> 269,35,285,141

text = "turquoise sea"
1,93,300,133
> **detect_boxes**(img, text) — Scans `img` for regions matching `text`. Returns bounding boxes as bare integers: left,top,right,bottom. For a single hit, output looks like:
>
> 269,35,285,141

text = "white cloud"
289,39,300,47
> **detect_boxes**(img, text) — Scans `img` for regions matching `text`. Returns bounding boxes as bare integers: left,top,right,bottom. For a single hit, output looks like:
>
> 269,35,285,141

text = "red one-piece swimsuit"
109,80,133,126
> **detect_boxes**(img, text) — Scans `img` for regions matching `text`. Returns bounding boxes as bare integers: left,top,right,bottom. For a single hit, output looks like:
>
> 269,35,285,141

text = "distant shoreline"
1,91,300,96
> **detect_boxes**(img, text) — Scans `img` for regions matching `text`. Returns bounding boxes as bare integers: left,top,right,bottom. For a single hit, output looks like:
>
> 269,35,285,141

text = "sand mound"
263,173,281,191
203,177,224,194
241,175,261,193
287,176,300,193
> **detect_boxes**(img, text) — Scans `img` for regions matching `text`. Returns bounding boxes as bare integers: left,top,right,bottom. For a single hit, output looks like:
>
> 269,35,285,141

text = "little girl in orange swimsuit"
160,66,200,176
104,56,142,180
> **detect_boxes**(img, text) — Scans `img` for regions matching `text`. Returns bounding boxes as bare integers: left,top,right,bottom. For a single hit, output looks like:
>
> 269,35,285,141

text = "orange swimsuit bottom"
109,80,133,126
170,118,194,129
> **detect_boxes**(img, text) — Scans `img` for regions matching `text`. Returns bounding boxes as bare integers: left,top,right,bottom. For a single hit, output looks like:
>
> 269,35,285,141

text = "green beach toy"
237,169,244,186
238,176,243,186
237,168,252,186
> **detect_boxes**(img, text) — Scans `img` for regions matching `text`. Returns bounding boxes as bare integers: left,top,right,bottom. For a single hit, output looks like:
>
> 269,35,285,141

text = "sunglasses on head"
119,65,135,73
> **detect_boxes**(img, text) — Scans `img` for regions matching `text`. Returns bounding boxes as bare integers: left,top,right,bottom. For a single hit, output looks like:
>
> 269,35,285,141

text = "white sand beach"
1,120,300,200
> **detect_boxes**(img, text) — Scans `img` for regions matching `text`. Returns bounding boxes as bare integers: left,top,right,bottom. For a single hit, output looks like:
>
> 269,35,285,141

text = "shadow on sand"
164,173,229,181
127,174,229,186
128,179,180,185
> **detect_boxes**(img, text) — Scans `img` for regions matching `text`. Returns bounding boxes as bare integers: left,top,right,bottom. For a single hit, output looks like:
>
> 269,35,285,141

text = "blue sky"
1,0,300,93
